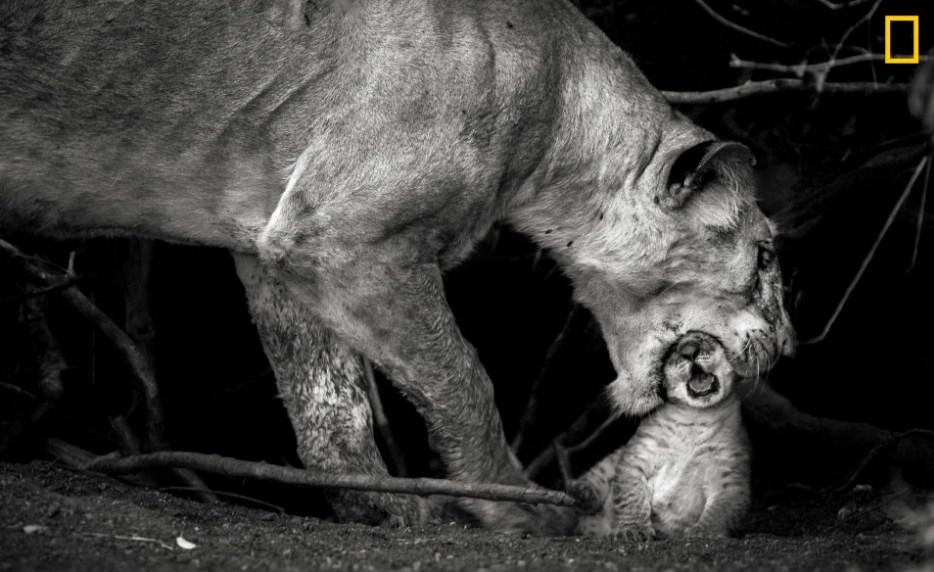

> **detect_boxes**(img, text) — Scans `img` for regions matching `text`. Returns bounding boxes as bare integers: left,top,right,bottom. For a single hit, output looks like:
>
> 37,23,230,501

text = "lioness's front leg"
233,254,428,526
270,250,573,533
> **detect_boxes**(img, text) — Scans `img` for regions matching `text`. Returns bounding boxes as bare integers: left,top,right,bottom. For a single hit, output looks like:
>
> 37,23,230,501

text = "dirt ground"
0,460,927,572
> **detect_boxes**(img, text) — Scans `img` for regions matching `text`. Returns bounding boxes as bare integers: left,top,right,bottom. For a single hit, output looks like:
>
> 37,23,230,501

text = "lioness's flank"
0,0,793,532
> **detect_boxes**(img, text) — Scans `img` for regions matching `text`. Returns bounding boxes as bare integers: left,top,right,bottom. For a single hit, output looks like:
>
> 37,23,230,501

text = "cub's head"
532,120,795,417
662,332,736,408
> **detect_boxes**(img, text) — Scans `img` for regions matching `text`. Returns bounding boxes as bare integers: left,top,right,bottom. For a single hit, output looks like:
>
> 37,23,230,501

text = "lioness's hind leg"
233,254,427,525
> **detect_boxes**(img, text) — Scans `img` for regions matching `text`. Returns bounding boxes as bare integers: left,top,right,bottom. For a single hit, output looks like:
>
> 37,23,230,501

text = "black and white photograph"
1,0,933,569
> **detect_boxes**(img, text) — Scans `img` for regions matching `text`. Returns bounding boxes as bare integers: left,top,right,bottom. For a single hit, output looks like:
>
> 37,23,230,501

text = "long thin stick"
85,451,579,507
363,358,408,477
908,152,932,273
728,53,910,75
810,0,875,10
510,305,580,453
663,80,910,104
691,0,789,47
803,156,929,344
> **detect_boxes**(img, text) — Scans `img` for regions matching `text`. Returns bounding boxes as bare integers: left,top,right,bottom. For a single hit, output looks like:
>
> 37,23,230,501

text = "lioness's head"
513,118,794,417
587,131,794,416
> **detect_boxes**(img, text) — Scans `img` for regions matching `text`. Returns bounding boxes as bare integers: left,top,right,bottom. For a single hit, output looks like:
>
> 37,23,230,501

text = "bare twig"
810,0,875,10
664,80,910,104
564,414,617,457
0,238,166,449
0,277,84,305
0,381,37,400
802,156,929,344
110,415,143,456
820,0,884,90
553,441,572,488
524,400,611,480
691,0,789,47
363,358,408,477
728,53,905,76
85,451,579,507
908,151,932,273
511,305,581,453
825,429,934,493
0,238,216,501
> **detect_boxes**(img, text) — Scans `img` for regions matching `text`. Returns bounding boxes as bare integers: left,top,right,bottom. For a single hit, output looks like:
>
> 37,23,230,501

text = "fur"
578,338,750,539
1,0,791,531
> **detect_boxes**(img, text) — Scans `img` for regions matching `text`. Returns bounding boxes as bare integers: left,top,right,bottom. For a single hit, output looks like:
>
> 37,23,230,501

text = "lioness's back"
1,0,592,249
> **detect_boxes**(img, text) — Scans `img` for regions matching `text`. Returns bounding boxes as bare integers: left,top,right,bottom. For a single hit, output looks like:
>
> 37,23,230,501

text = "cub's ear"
659,141,755,210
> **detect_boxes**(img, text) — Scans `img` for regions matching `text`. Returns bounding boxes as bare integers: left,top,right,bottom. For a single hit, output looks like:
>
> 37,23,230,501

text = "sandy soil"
0,460,926,571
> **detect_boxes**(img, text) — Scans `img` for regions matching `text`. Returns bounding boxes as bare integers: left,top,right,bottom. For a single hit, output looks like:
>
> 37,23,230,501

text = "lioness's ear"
659,141,755,210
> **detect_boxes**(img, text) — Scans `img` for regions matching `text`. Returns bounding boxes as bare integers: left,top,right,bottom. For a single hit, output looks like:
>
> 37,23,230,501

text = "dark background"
2,0,934,516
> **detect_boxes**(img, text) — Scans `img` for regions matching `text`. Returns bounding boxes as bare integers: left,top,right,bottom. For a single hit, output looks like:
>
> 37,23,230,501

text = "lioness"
0,0,794,532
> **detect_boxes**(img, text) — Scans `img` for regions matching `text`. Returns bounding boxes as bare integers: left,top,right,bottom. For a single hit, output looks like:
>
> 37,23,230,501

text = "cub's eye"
757,244,775,270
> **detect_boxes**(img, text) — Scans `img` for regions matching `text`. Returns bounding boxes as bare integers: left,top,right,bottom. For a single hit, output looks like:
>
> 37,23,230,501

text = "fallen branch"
664,80,910,104
85,451,579,507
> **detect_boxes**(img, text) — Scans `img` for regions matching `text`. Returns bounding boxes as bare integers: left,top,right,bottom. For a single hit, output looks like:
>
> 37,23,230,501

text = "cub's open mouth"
662,331,731,402
687,372,719,398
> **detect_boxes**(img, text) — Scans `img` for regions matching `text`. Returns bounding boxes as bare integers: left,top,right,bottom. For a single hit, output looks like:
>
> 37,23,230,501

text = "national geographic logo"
885,15,920,64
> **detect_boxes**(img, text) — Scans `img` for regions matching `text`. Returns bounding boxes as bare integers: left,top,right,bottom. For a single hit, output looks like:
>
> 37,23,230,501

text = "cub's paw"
567,479,606,515
611,524,656,544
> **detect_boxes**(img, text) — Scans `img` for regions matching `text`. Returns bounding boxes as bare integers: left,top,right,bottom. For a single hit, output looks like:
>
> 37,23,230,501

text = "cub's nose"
675,334,715,362
678,340,699,360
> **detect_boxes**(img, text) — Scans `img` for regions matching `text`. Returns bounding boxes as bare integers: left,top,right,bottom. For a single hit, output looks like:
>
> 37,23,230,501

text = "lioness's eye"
757,244,775,270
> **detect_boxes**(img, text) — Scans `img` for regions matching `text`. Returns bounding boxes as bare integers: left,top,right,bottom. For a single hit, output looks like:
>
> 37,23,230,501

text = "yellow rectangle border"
885,15,920,64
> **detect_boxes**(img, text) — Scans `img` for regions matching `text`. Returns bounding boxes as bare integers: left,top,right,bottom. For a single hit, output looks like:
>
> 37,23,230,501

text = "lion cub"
575,334,750,540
